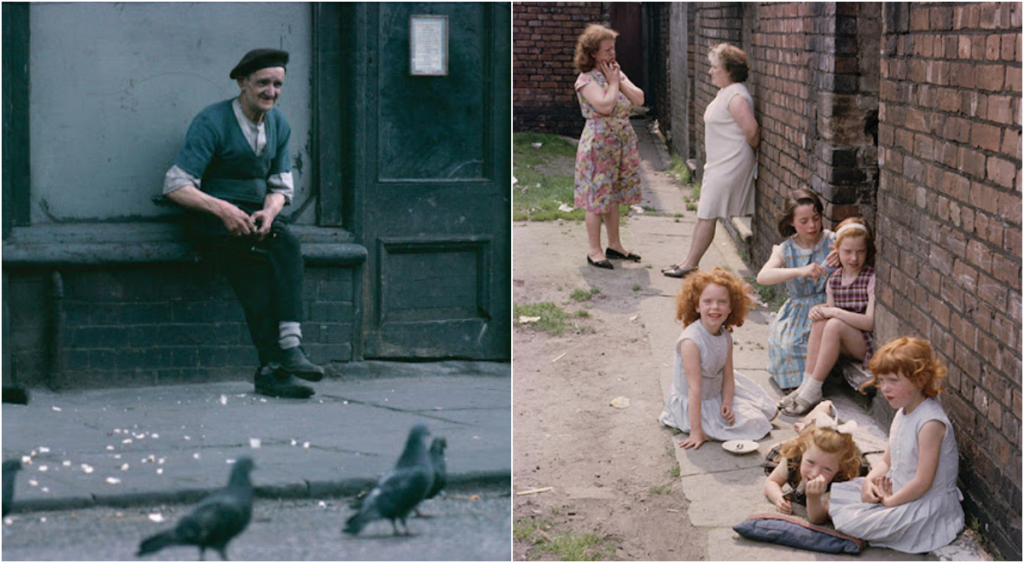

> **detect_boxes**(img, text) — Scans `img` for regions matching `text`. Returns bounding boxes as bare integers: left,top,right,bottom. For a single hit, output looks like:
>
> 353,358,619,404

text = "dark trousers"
185,207,304,366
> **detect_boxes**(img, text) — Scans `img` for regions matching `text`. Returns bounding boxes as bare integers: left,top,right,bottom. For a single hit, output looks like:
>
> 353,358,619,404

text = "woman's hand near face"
600,61,621,86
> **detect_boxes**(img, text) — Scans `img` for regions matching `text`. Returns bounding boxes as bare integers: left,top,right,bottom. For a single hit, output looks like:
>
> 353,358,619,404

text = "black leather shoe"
587,255,614,269
279,347,325,381
605,248,641,262
254,365,315,399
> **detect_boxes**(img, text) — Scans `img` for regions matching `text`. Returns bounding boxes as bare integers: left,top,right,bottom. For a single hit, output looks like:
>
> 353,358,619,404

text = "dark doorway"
609,3,643,92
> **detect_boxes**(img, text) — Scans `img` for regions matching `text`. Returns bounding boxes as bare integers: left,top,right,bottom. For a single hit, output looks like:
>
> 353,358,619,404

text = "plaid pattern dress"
767,231,837,391
827,265,875,366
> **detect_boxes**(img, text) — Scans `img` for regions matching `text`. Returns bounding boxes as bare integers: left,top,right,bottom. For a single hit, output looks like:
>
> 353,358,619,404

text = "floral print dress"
572,70,642,213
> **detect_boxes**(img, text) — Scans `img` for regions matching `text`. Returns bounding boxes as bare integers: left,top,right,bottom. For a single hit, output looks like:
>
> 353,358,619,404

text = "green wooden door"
342,3,510,359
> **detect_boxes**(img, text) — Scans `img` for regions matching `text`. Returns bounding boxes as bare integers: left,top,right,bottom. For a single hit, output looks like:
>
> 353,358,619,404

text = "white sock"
798,378,824,403
789,373,813,396
278,321,302,350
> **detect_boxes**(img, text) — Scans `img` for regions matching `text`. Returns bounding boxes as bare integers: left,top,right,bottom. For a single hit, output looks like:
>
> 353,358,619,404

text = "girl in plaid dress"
779,218,876,417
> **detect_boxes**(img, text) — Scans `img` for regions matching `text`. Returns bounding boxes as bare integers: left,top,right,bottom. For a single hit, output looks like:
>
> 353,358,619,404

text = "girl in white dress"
828,337,964,553
659,268,778,449
763,414,862,525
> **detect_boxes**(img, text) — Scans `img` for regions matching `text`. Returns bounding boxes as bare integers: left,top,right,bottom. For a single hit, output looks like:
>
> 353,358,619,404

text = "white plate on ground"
722,440,759,454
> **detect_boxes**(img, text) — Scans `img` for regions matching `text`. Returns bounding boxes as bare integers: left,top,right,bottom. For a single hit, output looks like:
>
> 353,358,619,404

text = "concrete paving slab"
3,366,510,512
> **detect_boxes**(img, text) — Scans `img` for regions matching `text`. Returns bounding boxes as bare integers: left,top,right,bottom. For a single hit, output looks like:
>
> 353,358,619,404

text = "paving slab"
2,363,510,512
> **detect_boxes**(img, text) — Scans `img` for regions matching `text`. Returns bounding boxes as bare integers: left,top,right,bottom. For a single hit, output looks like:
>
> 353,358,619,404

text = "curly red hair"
675,267,756,329
780,425,862,484
863,336,948,398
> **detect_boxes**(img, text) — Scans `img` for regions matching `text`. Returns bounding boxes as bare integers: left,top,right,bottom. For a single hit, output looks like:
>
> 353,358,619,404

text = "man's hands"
217,197,283,239
218,201,258,237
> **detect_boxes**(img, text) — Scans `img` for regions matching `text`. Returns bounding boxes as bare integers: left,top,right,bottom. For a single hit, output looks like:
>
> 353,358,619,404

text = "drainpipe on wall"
49,270,64,390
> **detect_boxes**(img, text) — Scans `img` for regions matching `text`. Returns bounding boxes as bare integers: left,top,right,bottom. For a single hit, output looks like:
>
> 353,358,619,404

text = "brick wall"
681,3,1021,557
872,3,1022,558
5,265,356,389
513,2,605,136
648,3,671,132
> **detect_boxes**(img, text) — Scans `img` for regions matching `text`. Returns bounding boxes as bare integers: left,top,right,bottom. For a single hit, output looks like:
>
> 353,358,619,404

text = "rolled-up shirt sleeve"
267,171,294,204
163,164,201,196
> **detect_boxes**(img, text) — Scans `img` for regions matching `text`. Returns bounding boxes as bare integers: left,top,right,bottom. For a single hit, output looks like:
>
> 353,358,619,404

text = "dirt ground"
512,220,705,561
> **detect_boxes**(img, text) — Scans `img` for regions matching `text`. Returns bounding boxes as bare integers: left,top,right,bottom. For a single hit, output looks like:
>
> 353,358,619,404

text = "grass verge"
513,132,628,221
514,518,616,561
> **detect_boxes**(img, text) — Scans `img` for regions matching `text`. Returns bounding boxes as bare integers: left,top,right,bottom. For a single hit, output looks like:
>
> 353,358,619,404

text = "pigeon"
137,457,255,561
414,437,447,517
3,459,22,517
425,437,447,501
349,436,447,515
344,423,433,536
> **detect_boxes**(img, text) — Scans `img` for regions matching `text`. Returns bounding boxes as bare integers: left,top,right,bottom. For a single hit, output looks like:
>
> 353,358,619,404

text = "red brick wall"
690,3,744,172
873,3,1022,557
512,2,605,135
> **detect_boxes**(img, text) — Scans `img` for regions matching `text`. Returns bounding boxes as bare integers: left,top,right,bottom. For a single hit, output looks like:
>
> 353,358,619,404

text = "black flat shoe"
663,266,697,279
605,248,641,262
587,255,614,269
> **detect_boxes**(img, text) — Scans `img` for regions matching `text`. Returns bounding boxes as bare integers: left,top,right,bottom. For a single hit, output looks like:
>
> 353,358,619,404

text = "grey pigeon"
3,459,22,517
425,437,447,500
137,457,255,560
344,423,433,536
414,437,447,517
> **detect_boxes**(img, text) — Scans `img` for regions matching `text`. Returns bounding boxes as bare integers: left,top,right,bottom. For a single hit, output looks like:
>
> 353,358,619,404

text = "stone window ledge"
2,223,366,267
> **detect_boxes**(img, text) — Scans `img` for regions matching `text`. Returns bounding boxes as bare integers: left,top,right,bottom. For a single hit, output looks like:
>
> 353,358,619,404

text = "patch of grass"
648,484,671,495
513,132,630,222
669,465,681,478
631,284,641,292
673,213,684,218
690,182,701,201
686,203,697,211
642,205,657,213
515,517,615,561
570,287,601,302
574,310,590,318
645,264,652,269
668,154,691,184
514,302,568,335
746,277,787,312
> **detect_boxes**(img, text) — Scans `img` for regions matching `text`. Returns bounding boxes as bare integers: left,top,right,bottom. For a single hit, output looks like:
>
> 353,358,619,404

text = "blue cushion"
733,513,864,554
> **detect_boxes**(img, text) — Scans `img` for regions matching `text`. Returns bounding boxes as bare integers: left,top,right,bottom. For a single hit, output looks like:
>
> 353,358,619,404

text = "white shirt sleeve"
163,164,201,195
267,171,294,205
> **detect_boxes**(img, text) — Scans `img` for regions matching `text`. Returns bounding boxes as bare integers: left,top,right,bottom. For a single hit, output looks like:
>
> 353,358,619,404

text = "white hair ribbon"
835,223,868,237
813,412,858,435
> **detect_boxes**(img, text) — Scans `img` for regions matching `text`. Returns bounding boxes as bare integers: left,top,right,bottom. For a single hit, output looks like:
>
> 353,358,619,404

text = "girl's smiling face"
791,204,822,242
799,444,840,485
877,371,925,412
696,283,732,332
837,235,868,271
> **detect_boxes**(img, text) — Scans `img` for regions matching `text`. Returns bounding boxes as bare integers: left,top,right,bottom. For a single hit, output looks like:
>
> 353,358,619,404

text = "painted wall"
28,3,314,224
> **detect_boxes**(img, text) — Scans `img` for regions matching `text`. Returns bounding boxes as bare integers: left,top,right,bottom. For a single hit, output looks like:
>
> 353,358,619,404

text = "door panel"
348,3,510,359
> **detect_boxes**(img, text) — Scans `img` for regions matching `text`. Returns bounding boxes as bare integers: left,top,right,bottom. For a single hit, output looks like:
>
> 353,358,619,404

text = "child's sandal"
777,389,800,410
780,396,818,417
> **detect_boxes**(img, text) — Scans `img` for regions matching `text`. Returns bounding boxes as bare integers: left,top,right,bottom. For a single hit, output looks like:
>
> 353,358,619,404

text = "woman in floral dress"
573,24,644,270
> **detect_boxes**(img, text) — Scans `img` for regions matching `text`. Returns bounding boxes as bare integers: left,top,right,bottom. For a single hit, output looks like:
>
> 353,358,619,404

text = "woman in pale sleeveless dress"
664,43,759,279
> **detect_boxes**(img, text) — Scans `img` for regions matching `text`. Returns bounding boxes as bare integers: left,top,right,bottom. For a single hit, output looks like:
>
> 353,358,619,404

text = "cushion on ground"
733,513,864,554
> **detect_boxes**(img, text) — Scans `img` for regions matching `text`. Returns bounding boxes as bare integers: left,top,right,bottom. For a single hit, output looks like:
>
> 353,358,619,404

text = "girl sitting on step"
778,217,876,417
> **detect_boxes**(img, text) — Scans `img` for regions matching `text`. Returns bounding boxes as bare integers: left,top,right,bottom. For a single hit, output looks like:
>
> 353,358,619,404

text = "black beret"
230,48,289,79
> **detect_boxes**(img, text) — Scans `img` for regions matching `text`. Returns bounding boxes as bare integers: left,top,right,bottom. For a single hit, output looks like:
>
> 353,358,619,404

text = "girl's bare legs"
585,210,605,261
789,318,867,410
678,218,717,270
